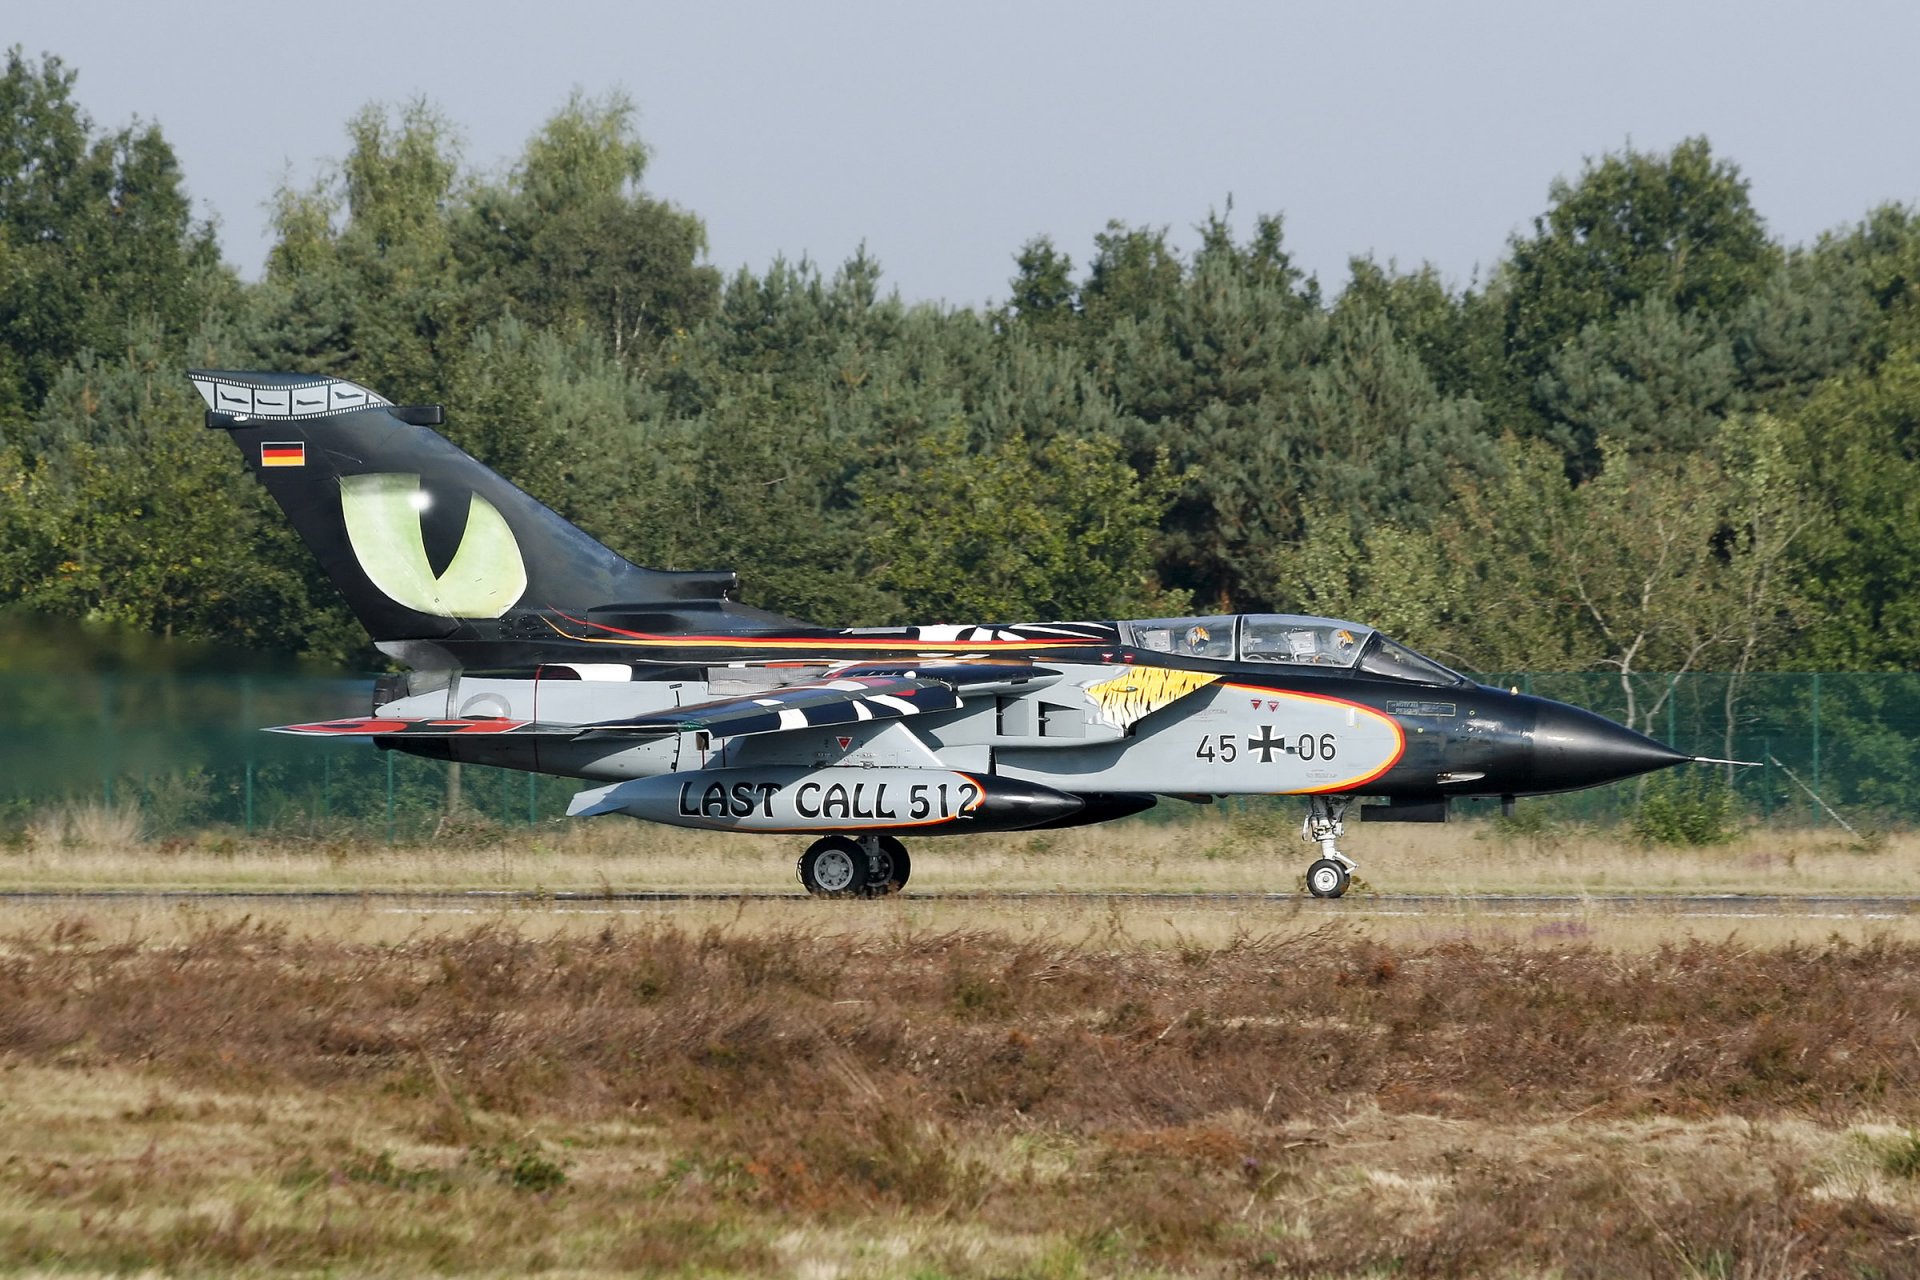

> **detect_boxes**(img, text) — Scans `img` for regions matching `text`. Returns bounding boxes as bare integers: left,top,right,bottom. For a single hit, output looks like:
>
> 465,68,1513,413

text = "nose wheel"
1302,796,1357,898
798,834,912,898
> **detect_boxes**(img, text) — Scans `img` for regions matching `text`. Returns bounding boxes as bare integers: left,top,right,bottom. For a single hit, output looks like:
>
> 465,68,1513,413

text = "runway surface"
6,888,1920,916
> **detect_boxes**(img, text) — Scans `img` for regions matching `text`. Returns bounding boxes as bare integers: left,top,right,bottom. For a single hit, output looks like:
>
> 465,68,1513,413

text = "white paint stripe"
867,694,918,715
851,702,874,720
776,708,808,731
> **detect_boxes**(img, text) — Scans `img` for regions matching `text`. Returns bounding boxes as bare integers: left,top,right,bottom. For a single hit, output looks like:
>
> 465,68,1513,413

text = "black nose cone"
1530,701,1690,792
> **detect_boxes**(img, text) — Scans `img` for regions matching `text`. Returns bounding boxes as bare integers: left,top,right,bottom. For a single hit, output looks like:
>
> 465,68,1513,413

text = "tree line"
2,48,1916,706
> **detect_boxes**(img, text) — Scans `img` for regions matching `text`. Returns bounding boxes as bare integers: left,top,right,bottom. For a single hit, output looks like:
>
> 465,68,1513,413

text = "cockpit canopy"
1119,614,1469,686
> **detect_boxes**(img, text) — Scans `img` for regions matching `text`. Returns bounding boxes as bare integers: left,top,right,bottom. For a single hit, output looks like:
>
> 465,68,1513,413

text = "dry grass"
21,799,145,852
1,802,1913,898
4,917,1920,1275
2,893,1918,956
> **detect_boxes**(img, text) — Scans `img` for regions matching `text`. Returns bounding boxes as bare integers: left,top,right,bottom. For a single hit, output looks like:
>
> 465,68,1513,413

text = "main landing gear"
1302,795,1357,899
798,834,912,898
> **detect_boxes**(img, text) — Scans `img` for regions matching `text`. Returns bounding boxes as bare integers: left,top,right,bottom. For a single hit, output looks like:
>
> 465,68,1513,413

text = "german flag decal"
261,441,305,468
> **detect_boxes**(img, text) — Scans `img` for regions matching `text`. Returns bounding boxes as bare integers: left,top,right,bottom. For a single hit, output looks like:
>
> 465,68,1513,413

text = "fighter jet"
192,369,1699,898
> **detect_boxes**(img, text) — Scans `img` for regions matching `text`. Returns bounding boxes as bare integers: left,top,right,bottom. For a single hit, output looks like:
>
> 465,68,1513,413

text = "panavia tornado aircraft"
192,369,1704,899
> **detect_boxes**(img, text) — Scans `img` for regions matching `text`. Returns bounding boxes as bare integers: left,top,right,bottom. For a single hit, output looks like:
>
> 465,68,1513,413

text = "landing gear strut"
1302,795,1356,899
797,834,912,898
867,834,911,895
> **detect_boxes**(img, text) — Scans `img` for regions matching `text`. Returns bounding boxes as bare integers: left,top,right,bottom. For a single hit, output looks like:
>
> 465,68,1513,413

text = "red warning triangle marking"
837,736,853,749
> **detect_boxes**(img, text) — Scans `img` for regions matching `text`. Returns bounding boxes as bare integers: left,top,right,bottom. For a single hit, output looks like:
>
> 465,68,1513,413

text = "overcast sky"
13,1,1918,307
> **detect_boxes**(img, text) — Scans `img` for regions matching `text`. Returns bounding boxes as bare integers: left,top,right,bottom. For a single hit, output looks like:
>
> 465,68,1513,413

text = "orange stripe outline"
1219,683,1407,793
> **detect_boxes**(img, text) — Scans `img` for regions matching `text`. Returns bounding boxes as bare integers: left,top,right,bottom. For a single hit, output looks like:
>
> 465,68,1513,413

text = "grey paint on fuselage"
375,658,1518,798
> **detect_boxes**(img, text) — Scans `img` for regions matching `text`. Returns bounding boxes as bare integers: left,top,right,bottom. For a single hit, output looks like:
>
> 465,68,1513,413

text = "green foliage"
1340,256,1496,400
1781,343,1920,670
0,48,223,423
466,1142,568,1193
1095,217,1324,607
1508,137,1777,334
1081,220,1185,334
457,90,719,356
256,99,469,406
609,390,897,626
859,424,1180,623
1538,296,1740,463
1632,771,1738,846
1501,137,1779,461
1803,204,1920,348
1862,1130,1920,1180
1290,423,1818,709
1486,803,1563,842
1729,252,1874,401
1005,235,1077,340
0,332,321,649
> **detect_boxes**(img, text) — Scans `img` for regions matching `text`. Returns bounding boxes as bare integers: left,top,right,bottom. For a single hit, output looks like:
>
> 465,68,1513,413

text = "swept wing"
271,660,1061,741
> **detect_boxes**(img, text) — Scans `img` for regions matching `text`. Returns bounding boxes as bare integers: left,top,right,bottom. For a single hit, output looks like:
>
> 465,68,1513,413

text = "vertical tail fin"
190,370,787,666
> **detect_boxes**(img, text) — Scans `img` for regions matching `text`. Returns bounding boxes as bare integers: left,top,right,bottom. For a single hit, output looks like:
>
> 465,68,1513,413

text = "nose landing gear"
1302,796,1356,898
798,833,912,898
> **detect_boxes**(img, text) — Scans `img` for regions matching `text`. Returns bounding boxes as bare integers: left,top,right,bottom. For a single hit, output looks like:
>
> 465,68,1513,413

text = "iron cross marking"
1248,725,1286,763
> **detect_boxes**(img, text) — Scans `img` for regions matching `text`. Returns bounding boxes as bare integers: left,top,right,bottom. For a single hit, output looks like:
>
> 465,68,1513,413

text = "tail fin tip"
187,369,394,422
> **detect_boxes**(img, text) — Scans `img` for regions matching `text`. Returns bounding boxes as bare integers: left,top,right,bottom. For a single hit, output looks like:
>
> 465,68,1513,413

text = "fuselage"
371,610,1686,829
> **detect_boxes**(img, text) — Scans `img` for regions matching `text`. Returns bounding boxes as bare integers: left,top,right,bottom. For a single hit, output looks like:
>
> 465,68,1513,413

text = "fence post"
386,751,396,844
100,673,113,807
1761,737,1772,824
527,770,537,827
242,675,254,835
1667,675,1678,747
1811,672,1822,828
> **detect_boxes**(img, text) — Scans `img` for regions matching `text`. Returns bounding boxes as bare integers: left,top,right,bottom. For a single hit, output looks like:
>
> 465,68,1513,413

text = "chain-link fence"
0,674,581,841
0,672,1909,838
1474,672,1920,829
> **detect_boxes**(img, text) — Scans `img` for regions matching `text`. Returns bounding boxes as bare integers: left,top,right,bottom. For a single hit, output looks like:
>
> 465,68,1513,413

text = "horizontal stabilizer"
267,716,583,738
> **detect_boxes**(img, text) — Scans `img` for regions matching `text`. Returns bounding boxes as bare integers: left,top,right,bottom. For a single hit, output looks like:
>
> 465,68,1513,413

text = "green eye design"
340,473,528,618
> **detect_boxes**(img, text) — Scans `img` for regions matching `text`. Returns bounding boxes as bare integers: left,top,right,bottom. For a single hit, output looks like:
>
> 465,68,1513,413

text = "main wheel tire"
1306,858,1350,899
867,835,911,895
799,836,866,897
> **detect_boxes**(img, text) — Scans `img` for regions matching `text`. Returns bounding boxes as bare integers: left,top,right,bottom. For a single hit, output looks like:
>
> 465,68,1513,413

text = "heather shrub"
1634,770,1738,845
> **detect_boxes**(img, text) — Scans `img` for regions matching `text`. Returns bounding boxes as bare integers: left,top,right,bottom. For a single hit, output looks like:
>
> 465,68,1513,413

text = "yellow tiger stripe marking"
1086,667,1217,731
